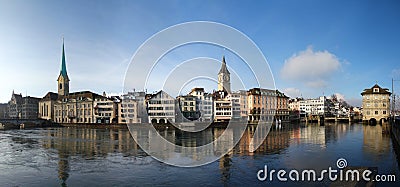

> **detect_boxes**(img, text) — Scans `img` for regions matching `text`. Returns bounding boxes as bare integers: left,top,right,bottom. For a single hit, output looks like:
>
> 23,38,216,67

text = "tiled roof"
361,84,391,95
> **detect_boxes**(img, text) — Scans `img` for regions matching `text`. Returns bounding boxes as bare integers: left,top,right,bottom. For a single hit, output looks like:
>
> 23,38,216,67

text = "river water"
1,123,400,186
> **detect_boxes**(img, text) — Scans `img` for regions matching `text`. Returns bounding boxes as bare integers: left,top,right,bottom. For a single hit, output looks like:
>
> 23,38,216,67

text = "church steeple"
60,38,68,79
57,38,70,96
218,56,231,93
219,56,230,74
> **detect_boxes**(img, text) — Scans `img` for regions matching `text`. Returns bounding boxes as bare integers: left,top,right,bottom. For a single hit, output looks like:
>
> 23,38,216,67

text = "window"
375,111,378,115
383,111,386,114
373,88,379,93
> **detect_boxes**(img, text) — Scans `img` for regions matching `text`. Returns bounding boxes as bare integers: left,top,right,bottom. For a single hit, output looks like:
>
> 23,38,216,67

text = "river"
1,123,400,186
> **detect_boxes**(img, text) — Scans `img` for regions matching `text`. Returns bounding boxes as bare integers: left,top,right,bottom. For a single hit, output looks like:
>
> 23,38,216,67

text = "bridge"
0,118,54,130
305,115,361,124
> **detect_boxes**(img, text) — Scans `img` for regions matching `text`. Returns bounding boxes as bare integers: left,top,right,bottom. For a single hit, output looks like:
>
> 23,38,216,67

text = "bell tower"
57,38,70,96
218,56,231,93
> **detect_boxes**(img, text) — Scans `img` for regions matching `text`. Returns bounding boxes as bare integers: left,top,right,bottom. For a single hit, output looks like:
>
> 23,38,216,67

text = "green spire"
60,38,68,78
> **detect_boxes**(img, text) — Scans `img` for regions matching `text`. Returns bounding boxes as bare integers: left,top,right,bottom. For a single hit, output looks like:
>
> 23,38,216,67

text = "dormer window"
373,88,379,93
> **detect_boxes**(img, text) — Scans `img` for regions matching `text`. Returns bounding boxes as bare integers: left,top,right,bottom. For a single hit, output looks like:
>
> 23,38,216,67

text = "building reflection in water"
39,122,391,186
363,123,391,157
41,127,139,186
219,153,233,183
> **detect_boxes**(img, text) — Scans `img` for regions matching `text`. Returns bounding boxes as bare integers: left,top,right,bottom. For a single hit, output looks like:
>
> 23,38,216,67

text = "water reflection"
219,153,233,183
41,128,141,186
4,122,396,186
363,123,391,158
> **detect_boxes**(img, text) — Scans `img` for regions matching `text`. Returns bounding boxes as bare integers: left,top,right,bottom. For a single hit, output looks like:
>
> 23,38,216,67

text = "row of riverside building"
0,40,393,124
0,41,291,124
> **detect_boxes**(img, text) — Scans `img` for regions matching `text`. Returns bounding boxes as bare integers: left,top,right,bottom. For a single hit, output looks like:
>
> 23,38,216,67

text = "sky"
1,0,400,107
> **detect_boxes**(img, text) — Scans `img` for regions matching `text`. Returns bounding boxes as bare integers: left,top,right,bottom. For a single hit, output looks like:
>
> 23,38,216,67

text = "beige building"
276,90,290,122
247,88,275,122
147,90,176,124
246,88,289,122
94,94,119,123
361,84,391,124
39,92,58,120
54,91,101,123
119,91,147,124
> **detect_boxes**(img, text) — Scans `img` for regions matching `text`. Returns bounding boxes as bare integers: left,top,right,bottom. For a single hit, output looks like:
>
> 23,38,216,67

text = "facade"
8,91,40,119
188,88,213,122
119,91,146,124
246,88,276,122
0,103,7,119
54,91,100,123
288,98,302,111
119,97,139,124
177,95,200,121
213,90,232,122
230,91,243,120
276,90,290,121
299,96,331,116
147,90,176,124
39,92,58,120
239,90,248,119
94,93,119,123
361,84,391,123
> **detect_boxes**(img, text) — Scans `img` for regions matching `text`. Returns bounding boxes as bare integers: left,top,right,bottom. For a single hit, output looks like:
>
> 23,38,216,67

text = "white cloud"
305,80,327,88
328,93,346,101
283,87,301,98
281,46,341,88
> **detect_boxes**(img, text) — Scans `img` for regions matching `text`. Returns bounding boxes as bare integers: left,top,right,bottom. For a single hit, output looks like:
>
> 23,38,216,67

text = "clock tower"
218,56,231,93
57,39,70,96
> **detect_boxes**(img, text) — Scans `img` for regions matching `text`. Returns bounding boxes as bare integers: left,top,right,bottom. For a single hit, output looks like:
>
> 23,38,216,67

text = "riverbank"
59,121,235,130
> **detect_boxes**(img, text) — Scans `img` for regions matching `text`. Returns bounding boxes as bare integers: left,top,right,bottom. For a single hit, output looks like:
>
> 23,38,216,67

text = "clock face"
223,75,229,81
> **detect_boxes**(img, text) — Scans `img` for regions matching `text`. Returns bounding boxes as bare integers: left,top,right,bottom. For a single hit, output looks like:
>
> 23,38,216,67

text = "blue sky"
1,0,400,106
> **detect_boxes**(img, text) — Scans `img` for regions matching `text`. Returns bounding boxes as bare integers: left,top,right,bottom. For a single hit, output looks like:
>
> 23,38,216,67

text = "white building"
299,96,331,116
188,88,213,122
147,90,176,124
93,93,119,123
213,90,232,122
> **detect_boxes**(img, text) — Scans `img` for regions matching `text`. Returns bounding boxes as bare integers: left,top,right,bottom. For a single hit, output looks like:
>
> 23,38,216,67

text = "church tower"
218,56,231,93
57,39,70,96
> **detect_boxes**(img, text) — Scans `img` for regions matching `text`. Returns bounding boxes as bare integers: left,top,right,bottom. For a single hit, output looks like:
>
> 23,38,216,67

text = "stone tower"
218,56,231,93
57,39,70,96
